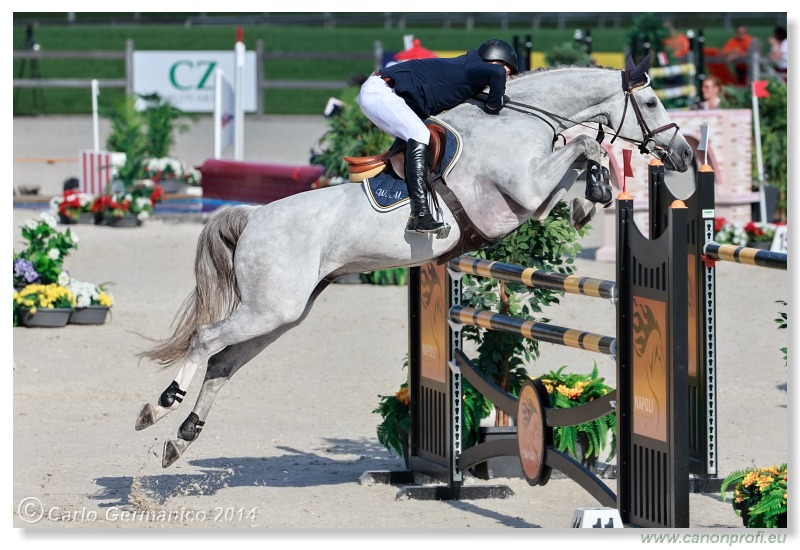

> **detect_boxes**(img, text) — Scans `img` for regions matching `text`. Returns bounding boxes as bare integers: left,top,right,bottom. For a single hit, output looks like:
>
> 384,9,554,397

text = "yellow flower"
14,283,75,310
539,379,555,394
97,292,114,307
756,475,774,491
556,381,587,400
742,471,759,488
396,386,410,406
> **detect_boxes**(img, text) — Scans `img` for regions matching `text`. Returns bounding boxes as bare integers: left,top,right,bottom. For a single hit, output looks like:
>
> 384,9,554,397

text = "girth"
431,178,500,265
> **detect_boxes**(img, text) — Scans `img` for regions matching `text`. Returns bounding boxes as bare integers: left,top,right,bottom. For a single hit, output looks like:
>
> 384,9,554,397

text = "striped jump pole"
449,305,616,357
703,242,788,270
448,256,616,301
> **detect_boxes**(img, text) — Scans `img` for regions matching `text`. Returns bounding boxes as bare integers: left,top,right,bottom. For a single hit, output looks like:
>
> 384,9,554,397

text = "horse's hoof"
135,404,156,431
162,440,182,468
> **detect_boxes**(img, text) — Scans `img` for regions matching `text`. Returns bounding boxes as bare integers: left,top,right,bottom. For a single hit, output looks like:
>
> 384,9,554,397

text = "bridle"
500,69,681,161
610,71,681,157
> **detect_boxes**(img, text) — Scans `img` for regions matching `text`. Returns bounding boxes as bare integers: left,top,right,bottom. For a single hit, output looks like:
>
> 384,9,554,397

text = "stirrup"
407,211,450,238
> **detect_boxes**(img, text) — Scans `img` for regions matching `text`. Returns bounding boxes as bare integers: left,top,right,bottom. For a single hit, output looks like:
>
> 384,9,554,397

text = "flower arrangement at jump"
373,382,411,460
13,212,113,327
721,463,788,528
535,363,616,469
714,218,781,248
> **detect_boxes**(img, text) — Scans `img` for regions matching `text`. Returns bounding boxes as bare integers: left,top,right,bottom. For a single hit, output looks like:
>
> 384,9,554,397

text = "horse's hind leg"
161,280,330,467
135,355,210,430
161,335,270,467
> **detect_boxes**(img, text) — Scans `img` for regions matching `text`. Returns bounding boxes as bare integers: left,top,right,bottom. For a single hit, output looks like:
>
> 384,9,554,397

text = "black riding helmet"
477,39,519,75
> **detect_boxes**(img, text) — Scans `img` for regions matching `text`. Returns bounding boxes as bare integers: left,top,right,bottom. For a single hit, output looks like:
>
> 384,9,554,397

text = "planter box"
19,308,73,328
104,215,142,228
69,305,110,325
77,212,100,224
158,178,188,194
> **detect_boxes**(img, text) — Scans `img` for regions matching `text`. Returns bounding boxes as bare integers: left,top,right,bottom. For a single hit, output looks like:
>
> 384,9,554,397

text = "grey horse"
136,55,693,467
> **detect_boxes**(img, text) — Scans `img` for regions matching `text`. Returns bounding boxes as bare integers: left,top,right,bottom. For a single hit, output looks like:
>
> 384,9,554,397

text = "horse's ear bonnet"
625,52,651,87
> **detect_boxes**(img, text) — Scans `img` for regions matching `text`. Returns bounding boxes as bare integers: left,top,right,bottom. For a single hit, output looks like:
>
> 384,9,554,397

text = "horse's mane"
512,64,619,80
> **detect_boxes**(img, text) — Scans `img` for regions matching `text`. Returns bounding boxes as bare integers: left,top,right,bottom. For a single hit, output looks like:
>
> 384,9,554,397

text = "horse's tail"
138,205,253,370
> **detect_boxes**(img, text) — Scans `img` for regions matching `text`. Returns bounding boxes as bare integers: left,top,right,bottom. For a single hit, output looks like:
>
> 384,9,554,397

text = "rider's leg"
358,76,444,233
404,138,445,233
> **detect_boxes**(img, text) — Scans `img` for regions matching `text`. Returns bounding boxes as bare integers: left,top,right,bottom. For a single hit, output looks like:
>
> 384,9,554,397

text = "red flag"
752,80,770,99
623,149,633,177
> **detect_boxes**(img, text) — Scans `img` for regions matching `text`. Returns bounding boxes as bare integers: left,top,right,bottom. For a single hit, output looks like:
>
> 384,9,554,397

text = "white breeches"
358,75,430,145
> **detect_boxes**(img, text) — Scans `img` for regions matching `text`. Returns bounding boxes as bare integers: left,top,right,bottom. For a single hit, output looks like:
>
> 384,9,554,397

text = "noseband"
610,71,680,159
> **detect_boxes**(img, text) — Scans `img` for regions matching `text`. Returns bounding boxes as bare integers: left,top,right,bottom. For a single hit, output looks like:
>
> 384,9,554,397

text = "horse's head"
611,53,694,172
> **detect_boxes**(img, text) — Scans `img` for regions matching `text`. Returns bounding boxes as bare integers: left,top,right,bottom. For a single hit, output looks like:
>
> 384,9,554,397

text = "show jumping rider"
358,38,518,234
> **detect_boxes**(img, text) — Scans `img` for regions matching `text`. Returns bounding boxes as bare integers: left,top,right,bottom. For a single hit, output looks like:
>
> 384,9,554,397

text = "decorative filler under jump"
134,55,693,471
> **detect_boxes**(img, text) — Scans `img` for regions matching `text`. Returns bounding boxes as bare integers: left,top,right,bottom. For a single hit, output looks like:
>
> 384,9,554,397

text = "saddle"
349,119,501,264
344,124,448,182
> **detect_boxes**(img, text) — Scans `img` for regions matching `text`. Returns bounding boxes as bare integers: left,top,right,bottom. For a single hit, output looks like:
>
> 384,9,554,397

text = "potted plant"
714,218,748,247
13,283,76,328
373,359,490,466
720,463,787,528
67,280,114,325
99,92,192,207
49,189,98,225
143,157,202,193
535,363,616,470
13,212,78,289
138,92,196,160
374,202,590,477
743,221,778,249
93,179,165,226
373,382,411,466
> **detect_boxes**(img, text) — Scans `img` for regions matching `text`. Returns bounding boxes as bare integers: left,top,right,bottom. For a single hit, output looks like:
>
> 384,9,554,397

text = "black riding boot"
405,139,445,233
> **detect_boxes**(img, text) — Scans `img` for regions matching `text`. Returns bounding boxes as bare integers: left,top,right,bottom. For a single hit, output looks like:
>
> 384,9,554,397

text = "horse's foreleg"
516,134,610,214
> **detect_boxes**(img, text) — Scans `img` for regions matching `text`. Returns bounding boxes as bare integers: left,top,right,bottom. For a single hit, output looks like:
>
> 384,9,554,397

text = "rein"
501,70,681,159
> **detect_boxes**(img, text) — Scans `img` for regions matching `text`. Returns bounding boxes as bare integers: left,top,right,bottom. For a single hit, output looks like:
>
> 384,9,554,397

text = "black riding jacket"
380,50,507,119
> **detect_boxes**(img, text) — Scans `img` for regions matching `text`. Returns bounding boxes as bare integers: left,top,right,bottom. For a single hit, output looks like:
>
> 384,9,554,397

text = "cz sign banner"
133,51,257,113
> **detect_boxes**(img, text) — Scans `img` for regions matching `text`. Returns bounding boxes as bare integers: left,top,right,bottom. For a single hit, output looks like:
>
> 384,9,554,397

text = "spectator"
693,75,724,110
768,25,787,81
722,25,753,85
663,20,690,61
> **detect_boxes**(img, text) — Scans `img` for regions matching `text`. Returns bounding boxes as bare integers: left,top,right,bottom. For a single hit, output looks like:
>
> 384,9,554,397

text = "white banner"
132,51,257,113
214,69,236,158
